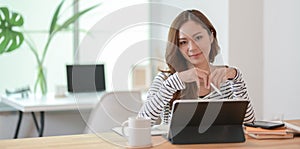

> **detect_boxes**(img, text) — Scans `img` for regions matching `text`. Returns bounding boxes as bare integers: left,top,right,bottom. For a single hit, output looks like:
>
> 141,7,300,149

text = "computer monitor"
66,64,106,93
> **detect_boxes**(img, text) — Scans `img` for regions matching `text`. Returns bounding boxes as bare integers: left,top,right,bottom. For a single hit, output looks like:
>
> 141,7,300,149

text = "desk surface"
0,132,299,149
0,120,300,149
1,92,105,112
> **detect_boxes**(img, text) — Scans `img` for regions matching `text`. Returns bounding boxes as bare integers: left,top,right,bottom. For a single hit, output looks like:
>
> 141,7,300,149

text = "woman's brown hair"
164,9,220,108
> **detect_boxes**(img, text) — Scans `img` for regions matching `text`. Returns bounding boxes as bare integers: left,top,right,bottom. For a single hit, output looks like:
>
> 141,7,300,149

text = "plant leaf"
55,4,100,33
0,7,24,54
7,32,24,52
0,33,10,54
0,7,9,21
10,12,24,26
49,0,64,35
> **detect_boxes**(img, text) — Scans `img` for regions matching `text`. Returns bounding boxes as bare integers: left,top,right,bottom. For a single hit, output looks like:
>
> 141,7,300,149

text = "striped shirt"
138,68,256,124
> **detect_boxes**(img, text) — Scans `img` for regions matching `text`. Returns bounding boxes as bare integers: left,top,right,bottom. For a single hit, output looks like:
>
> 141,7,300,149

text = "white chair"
84,91,143,133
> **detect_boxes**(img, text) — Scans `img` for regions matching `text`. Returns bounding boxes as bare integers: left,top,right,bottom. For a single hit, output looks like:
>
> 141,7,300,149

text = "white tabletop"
1,92,105,112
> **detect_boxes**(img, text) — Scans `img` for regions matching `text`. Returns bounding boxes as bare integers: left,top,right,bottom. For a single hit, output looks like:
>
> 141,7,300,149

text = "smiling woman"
138,9,255,125
178,21,215,68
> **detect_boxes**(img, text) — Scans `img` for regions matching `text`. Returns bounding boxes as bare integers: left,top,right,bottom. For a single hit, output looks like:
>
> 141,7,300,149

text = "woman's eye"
195,35,202,41
179,41,187,46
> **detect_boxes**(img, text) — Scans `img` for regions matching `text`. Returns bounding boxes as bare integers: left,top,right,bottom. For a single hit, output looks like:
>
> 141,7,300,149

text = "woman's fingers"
210,68,228,88
178,68,212,89
179,67,233,90
195,68,209,89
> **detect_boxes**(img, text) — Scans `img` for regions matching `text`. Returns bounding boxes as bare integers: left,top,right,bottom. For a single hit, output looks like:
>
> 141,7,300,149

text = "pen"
210,83,222,96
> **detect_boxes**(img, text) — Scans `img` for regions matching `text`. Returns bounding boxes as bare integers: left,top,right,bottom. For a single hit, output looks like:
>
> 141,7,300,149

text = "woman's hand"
209,67,236,88
178,68,210,89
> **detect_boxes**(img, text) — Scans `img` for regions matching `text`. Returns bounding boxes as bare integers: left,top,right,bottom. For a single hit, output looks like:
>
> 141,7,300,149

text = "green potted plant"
0,1,99,95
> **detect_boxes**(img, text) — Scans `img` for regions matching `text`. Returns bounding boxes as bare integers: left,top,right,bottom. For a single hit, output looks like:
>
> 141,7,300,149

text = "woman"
138,9,255,125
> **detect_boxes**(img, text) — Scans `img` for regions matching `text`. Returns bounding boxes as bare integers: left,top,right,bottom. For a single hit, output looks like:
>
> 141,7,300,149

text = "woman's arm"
230,68,256,123
138,72,185,124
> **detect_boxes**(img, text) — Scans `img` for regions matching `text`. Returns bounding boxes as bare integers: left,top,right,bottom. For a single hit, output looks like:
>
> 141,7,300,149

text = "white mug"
55,85,66,97
121,116,151,147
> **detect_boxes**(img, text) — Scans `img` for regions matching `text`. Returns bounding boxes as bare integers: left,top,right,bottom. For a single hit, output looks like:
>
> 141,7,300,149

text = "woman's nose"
188,40,198,51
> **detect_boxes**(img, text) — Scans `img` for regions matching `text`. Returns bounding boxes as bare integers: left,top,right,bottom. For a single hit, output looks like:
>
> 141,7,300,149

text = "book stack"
245,126,294,139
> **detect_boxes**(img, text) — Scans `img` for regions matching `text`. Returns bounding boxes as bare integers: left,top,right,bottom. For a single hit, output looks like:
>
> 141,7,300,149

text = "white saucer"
126,143,152,148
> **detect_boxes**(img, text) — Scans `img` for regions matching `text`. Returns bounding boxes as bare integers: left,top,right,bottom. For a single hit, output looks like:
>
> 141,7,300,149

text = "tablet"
168,99,249,144
244,121,284,129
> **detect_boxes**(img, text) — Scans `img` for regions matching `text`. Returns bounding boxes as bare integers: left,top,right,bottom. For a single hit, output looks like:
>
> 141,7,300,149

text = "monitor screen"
66,64,106,92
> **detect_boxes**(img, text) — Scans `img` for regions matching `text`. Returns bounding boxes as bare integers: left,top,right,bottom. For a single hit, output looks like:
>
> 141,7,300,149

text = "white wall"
228,0,264,119
229,0,300,120
0,0,91,139
78,0,150,91
0,0,74,94
0,0,150,139
263,0,300,120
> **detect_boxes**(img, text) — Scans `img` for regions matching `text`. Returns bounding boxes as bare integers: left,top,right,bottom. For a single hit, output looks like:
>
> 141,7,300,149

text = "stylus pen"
210,83,222,96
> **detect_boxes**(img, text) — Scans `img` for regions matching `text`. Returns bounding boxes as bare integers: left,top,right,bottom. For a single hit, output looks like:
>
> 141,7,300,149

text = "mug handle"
121,120,129,139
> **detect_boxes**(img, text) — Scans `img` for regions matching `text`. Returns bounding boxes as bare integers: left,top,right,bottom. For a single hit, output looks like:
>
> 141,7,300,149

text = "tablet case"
168,99,249,144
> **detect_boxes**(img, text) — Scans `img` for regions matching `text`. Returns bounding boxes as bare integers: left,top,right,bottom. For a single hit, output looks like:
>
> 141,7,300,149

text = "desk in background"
1,92,105,138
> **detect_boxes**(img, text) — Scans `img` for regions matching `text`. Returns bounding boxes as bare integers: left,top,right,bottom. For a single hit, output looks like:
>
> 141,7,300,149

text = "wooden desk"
0,120,300,149
1,92,104,138
0,132,299,149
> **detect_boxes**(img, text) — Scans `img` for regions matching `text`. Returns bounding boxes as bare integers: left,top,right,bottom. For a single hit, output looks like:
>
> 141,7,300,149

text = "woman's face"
178,20,213,67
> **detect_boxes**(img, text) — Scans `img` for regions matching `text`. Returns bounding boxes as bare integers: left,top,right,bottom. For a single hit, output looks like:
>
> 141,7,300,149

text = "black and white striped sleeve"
231,68,256,123
138,72,185,123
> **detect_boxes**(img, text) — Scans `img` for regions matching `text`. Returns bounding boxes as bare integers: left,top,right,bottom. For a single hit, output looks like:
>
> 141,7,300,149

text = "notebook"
245,126,294,139
285,121,300,134
167,99,249,144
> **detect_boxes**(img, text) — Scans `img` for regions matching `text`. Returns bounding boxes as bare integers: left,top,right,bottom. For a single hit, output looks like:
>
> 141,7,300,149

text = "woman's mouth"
189,52,202,58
